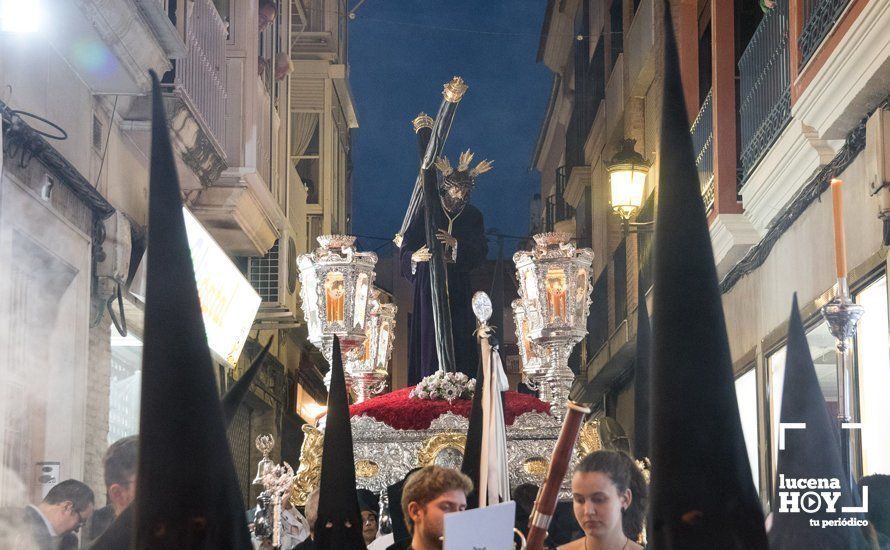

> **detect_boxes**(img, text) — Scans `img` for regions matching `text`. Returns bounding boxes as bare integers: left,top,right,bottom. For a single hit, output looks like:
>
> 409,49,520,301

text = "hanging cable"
94,94,119,190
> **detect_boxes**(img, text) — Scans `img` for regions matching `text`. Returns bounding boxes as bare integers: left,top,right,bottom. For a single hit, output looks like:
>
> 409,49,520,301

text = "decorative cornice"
720,98,885,293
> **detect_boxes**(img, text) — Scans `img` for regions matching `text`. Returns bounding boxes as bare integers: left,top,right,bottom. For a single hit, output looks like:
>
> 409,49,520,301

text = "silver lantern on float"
513,232,593,418
511,299,550,403
346,289,397,403
297,235,377,387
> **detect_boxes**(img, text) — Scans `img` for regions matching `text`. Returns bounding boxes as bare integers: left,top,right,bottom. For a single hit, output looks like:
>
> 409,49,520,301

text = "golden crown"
435,149,494,182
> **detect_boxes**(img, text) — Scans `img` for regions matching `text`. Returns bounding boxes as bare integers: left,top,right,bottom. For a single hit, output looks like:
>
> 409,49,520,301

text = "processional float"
285,77,628,549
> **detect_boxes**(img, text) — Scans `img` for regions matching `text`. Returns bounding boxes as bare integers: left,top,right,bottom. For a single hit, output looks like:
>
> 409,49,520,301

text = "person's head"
258,1,278,31
275,56,292,81
511,483,538,518
357,488,379,544
39,479,95,536
572,450,647,542
860,474,890,538
104,436,138,515
401,466,472,548
434,150,493,214
304,489,320,537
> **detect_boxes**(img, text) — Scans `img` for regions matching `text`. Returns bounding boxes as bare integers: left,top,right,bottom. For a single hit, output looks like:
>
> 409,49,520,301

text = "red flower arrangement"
349,386,551,431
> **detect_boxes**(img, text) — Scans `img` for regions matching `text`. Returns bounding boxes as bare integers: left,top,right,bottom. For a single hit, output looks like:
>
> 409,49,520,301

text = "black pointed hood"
647,9,767,548
315,336,366,549
222,338,273,427
134,72,251,548
769,295,865,549
633,278,652,461
460,358,485,510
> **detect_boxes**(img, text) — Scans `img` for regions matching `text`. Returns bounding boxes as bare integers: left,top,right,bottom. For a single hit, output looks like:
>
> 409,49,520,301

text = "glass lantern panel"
521,318,538,361
610,167,646,210
354,273,370,328
545,268,568,322
574,268,588,319
523,269,539,304
301,269,321,335
324,272,346,322
377,322,391,369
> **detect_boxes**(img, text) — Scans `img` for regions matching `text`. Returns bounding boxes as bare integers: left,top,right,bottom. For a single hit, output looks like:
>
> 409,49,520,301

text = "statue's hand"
436,230,457,250
411,245,431,263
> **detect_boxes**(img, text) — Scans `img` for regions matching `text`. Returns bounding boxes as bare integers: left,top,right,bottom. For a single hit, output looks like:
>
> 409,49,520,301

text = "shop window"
767,321,838,475
109,333,143,444
735,368,759,494
855,275,890,475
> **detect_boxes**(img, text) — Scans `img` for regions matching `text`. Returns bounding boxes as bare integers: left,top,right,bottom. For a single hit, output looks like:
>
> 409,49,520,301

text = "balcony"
120,0,227,188
624,0,656,96
544,167,576,233
291,0,348,63
798,0,852,68
738,0,791,182
690,89,715,213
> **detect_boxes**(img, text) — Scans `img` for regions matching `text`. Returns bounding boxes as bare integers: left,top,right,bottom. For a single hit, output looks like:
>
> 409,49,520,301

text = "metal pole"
821,280,864,491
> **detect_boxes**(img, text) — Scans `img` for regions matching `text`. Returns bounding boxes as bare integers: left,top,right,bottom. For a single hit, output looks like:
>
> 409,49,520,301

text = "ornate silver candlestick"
297,235,377,389
252,434,275,485
346,290,397,403
250,433,296,548
514,233,593,419
820,279,864,489
512,299,550,402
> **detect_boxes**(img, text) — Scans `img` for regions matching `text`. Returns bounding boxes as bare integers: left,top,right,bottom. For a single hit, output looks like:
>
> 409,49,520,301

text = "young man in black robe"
399,150,490,384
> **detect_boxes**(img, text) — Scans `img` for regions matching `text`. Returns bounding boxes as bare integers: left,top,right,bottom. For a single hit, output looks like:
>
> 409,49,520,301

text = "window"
292,112,321,205
698,21,712,106
767,321,838,475
109,333,143,444
855,275,890,475
735,368,759,493
609,0,623,69
307,214,323,250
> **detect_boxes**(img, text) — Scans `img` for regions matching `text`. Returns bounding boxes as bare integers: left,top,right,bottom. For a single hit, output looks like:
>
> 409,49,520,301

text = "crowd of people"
3,436,889,549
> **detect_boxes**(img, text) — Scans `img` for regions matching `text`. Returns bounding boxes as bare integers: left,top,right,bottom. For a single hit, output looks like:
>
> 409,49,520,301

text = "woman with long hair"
558,450,648,550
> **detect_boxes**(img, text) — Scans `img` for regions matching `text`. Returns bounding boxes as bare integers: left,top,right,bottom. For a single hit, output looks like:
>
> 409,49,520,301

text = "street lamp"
0,0,42,33
606,139,653,235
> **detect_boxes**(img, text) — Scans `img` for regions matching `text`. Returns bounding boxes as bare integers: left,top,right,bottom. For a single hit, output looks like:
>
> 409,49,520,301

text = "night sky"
348,0,553,258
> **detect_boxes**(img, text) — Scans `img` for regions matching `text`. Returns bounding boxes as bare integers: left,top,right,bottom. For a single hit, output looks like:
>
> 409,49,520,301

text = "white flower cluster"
409,371,475,403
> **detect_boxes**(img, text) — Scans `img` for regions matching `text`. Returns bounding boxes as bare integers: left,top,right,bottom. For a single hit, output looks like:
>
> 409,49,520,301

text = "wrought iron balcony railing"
690,89,715,213
544,166,576,232
739,0,791,182
799,0,851,68
165,0,227,153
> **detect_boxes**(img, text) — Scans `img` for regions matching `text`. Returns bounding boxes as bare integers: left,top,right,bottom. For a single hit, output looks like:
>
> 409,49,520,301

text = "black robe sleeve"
453,205,488,272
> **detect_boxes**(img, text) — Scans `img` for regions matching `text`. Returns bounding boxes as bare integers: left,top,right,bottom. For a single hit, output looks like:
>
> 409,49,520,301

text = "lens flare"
72,39,116,76
0,0,42,33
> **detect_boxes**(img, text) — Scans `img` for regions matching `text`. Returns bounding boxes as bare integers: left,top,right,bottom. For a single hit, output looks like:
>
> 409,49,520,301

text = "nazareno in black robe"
399,203,488,385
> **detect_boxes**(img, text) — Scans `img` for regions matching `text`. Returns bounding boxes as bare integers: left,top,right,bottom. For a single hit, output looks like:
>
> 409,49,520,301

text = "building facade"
534,0,889,504
0,0,355,508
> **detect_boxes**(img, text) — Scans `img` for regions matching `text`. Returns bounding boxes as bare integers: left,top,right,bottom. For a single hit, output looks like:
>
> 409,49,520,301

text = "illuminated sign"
130,209,262,367
181,208,261,367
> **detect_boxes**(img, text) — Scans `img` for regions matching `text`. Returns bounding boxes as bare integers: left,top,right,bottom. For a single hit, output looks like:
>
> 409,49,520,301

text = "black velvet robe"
399,204,488,384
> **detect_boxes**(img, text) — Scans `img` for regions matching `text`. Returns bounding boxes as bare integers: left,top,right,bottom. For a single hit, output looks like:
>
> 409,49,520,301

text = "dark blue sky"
348,1,553,257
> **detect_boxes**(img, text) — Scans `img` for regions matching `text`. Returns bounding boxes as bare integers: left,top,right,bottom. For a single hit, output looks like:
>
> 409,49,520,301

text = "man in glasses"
80,436,137,546
20,478,94,549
